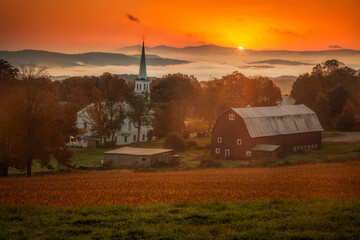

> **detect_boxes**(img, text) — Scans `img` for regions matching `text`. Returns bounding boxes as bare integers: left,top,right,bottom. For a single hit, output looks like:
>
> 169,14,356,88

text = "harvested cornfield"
1,162,360,206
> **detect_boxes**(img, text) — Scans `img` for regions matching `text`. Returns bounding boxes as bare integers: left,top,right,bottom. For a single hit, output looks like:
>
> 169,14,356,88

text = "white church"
70,41,152,148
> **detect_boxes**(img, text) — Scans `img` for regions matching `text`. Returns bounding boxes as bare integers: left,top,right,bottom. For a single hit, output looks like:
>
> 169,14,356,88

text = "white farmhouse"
70,41,152,148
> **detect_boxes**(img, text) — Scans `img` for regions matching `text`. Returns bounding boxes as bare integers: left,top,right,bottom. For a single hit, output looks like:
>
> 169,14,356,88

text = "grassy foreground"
1,199,359,240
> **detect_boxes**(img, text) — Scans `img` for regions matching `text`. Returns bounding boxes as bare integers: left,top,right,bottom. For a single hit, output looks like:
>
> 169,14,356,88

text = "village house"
70,40,152,147
211,104,323,159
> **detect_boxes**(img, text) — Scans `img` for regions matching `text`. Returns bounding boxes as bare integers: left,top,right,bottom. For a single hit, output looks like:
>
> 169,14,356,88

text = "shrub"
185,140,197,149
101,160,114,169
198,156,222,168
102,141,116,148
164,132,186,152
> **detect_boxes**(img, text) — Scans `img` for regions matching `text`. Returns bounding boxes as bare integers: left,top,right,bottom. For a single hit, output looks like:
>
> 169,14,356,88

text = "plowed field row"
1,162,359,206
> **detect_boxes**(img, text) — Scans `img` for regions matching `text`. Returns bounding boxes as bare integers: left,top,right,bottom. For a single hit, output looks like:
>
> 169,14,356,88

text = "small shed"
251,144,281,159
103,147,173,167
83,135,100,148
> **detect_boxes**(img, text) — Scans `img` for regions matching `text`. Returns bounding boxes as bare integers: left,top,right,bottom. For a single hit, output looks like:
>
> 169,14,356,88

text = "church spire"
134,37,150,94
137,39,147,80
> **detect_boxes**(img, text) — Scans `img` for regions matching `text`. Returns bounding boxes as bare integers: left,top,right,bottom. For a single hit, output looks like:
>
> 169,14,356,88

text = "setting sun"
238,46,244,50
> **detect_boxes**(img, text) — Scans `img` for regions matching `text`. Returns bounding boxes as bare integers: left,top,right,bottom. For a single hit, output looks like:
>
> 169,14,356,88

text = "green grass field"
7,135,360,175
1,199,359,240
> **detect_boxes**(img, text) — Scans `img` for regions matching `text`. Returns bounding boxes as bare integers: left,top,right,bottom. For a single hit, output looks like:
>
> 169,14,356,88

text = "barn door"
225,149,230,158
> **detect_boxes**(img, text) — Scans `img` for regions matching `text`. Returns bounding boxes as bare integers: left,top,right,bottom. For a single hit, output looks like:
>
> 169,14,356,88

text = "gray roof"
252,144,280,152
231,104,323,138
104,147,173,156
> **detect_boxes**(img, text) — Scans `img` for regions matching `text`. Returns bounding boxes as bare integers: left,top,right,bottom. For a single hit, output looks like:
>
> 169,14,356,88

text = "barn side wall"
103,152,173,167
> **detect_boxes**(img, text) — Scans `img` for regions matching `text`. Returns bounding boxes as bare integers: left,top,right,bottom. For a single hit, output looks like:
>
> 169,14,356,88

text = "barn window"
293,146,296,152
217,137,222,143
311,144,314,149
215,148,220,154
133,134,137,142
124,136,127,142
246,151,251,158
229,114,235,120
237,139,242,145
315,144,318,148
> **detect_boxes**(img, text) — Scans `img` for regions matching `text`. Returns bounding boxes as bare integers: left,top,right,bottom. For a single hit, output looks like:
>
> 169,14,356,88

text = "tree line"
291,60,360,130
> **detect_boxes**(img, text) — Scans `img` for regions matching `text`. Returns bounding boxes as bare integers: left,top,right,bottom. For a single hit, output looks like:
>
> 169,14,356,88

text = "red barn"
211,105,323,159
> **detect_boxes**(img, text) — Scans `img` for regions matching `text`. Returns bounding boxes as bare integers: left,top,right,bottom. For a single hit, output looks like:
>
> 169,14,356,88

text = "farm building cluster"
211,104,323,159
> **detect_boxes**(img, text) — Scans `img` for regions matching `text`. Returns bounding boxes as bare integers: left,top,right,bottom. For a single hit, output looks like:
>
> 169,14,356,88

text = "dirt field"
1,162,360,206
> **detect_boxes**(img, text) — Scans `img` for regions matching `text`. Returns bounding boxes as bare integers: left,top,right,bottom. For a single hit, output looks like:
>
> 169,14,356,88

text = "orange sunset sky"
1,0,359,52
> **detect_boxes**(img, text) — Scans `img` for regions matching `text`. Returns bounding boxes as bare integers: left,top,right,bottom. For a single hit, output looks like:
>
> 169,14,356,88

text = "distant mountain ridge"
113,44,360,70
114,44,360,56
0,49,190,68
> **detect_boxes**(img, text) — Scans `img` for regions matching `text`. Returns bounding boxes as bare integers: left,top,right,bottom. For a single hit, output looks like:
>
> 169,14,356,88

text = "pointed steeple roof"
137,40,147,80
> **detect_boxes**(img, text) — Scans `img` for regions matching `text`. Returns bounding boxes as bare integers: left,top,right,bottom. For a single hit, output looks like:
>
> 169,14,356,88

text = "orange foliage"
0,162,359,206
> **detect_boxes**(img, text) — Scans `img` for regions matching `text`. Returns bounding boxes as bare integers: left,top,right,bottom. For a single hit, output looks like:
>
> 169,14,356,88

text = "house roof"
104,147,173,156
231,104,323,138
251,144,280,152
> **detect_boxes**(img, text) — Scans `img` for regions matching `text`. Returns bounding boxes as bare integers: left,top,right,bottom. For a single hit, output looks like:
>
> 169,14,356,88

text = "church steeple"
137,39,147,80
134,38,150,94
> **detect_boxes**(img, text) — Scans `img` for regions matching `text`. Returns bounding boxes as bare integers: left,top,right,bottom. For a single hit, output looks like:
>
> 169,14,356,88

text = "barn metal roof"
104,147,173,156
252,144,280,152
231,105,323,138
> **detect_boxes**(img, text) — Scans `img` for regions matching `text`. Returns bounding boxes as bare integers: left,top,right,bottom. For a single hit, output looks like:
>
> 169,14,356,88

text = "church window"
237,139,242,145
142,134,145,140
128,121,131,131
217,137,222,143
124,136,127,143
133,134,137,142
215,148,220,154
83,121,87,129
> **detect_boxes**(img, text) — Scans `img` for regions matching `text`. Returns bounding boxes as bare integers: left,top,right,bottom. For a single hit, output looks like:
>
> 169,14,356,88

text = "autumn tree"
199,72,281,132
313,93,331,128
243,76,282,107
126,91,152,143
99,72,128,102
104,102,126,142
0,62,78,177
57,76,101,111
151,73,201,122
13,76,77,176
83,101,109,146
325,84,349,118
291,59,359,130
291,73,322,108
336,99,358,130
0,60,19,176
153,101,184,138
200,81,221,132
